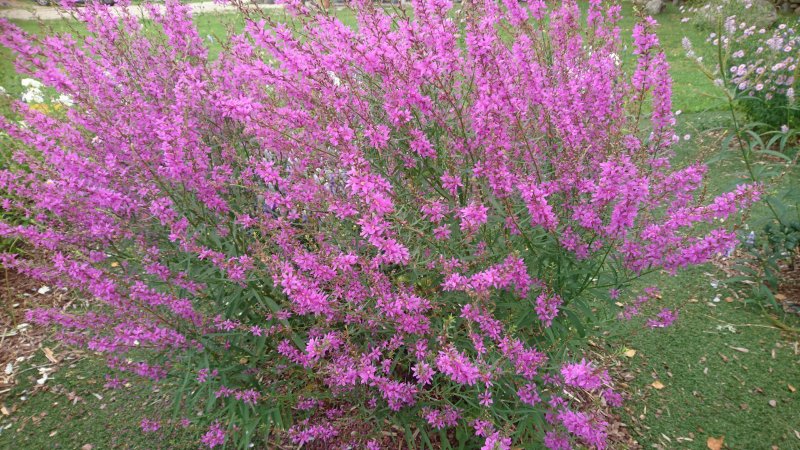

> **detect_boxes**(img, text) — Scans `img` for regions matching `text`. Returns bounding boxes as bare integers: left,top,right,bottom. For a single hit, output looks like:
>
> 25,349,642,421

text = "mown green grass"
0,353,199,448
0,3,799,450
609,264,800,449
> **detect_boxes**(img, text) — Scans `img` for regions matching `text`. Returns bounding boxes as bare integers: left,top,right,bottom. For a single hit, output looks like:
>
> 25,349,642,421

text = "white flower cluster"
21,78,44,104
18,78,75,107
55,94,74,107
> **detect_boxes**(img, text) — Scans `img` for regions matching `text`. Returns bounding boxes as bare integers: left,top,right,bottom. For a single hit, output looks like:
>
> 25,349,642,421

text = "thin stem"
4,267,16,328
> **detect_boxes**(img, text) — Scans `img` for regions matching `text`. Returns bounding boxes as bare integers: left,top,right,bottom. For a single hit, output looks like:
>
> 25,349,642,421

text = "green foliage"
737,94,800,131
739,220,799,308
0,128,24,254
721,118,800,310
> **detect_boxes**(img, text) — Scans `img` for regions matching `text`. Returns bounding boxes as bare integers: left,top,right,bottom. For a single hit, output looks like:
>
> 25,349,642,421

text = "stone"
644,0,665,15
633,0,665,15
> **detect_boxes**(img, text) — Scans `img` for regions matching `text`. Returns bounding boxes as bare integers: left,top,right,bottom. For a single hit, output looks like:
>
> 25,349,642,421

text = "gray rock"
633,0,666,15
756,0,780,26
644,0,665,15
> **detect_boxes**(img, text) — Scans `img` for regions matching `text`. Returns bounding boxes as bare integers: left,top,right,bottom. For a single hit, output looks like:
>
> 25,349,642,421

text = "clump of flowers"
20,78,44,104
0,0,758,448
681,0,778,31
683,11,799,129
729,23,799,128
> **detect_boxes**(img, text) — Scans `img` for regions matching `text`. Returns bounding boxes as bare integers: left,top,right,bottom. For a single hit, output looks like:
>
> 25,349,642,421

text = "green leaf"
756,149,792,163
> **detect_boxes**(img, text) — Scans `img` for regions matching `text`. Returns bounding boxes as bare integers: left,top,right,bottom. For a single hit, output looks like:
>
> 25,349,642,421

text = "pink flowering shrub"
0,0,759,448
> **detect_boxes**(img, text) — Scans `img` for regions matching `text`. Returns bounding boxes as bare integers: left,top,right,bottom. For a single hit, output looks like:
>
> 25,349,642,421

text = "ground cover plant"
0,1,794,449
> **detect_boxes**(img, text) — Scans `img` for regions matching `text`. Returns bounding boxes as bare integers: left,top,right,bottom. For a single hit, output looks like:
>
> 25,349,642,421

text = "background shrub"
686,0,778,31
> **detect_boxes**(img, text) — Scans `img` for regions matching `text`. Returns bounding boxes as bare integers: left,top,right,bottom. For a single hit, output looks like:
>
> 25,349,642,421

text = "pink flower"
201,422,226,448
441,172,463,196
422,405,461,429
140,419,160,433
409,129,437,159
458,202,489,233
482,432,512,450
544,431,571,450
518,181,558,230
412,362,434,385
557,409,608,449
472,419,495,437
561,359,608,390
479,390,493,407
435,347,481,386
517,383,541,406
433,225,451,240
646,308,678,328
535,292,562,327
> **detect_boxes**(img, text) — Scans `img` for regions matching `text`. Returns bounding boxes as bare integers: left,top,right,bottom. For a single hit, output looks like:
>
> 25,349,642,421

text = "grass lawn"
611,263,800,449
0,2,799,449
1,356,199,449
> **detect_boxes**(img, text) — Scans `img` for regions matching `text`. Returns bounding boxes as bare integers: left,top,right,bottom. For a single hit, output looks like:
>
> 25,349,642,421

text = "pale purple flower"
646,308,679,328
140,419,160,433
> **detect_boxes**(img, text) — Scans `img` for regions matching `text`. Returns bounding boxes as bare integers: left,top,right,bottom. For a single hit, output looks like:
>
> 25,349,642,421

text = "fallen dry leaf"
707,436,724,450
775,294,787,301
81,445,93,450
728,346,749,353
769,399,777,407
623,348,637,358
1,405,9,416
651,380,665,390
788,384,796,393
42,347,58,364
